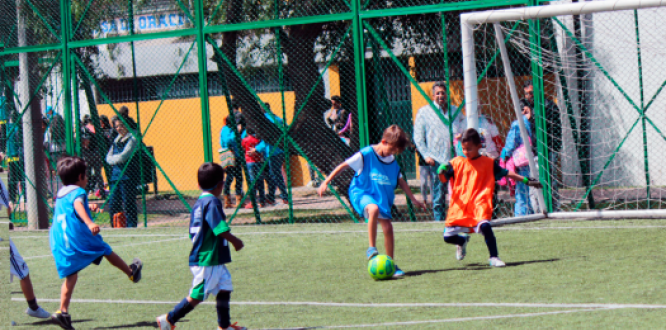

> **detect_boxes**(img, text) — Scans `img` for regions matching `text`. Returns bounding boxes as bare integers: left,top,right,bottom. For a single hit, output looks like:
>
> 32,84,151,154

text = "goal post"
461,0,666,220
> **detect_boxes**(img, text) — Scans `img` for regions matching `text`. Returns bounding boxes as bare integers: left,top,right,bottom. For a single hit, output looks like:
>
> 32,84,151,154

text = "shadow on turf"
92,320,190,329
20,319,94,327
404,258,561,277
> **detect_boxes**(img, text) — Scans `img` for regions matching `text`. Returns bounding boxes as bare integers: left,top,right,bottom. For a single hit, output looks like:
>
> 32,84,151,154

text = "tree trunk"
284,23,354,191
17,0,48,229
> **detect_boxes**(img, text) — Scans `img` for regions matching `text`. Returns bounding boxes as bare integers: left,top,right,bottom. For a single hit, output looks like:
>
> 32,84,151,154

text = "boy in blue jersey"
50,156,143,330
318,125,425,278
157,162,246,330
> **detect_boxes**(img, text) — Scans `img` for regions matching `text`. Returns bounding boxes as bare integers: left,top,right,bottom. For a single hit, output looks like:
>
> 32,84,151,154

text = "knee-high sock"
167,298,195,325
479,223,498,258
217,291,231,329
443,235,466,246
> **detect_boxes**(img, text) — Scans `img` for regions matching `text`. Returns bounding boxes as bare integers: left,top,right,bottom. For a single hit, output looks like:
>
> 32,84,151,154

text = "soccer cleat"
129,258,143,283
156,314,175,330
488,257,506,267
219,322,247,330
265,200,277,206
51,310,74,330
366,247,378,260
393,265,405,278
456,234,470,261
26,306,50,319
282,199,289,204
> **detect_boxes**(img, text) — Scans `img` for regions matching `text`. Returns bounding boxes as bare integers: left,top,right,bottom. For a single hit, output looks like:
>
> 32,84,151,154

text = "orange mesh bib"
445,156,496,228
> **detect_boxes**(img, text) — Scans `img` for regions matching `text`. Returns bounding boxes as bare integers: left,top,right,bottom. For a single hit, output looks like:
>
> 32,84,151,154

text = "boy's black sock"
443,235,466,246
27,298,39,311
479,223,498,258
167,298,195,324
217,291,231,329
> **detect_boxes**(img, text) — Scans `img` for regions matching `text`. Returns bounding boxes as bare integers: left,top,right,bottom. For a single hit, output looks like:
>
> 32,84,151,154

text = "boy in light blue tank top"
318,125,425,278
50,156,143,330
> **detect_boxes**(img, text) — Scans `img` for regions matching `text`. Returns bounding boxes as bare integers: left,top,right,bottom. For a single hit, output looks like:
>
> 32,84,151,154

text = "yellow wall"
98,91,315,192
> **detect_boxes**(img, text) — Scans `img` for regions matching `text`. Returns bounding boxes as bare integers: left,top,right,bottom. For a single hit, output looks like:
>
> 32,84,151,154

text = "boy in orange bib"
438,129,541,267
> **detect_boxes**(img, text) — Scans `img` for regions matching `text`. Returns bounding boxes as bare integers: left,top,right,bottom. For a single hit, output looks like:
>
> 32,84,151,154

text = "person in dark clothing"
106,117,139,227
80,127,105,198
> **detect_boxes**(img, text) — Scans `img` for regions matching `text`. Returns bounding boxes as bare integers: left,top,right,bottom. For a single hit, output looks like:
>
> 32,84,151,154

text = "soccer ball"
367,255,395,280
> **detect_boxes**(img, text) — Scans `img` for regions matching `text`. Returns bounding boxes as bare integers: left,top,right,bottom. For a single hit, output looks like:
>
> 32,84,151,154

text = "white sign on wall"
99,13,191,36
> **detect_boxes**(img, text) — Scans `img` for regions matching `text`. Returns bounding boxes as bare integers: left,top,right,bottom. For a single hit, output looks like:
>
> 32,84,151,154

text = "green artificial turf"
7,219,666,329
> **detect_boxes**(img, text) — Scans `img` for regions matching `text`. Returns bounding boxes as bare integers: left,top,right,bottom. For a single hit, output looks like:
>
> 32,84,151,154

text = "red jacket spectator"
242,134,263,164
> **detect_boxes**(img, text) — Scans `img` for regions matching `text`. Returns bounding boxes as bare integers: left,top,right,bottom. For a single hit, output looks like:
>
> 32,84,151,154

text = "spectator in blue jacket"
500,100,535,216
220,115,245,208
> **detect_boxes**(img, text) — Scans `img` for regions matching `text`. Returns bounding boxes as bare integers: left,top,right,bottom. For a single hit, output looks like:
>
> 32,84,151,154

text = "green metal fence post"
528,2,552,212
440,12,455,160
127,0,148,227
60,0,73,155
353,0,369,147
274,3,294,223
195,0,213,163
72,60,81,156
634,10,650,208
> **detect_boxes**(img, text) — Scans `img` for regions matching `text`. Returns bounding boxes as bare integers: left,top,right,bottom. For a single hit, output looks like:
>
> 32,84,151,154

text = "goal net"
461,0,666,219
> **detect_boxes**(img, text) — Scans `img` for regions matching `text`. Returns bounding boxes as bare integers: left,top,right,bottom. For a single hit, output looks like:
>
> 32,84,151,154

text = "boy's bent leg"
378,219,394,259
163,297,200,326
365,205,380,260
443,227,471,261
104,252,143,282
105,252,132,276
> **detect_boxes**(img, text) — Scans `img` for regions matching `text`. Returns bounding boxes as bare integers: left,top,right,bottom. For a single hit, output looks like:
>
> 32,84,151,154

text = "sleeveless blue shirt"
50,186,112,278
348,146,401,219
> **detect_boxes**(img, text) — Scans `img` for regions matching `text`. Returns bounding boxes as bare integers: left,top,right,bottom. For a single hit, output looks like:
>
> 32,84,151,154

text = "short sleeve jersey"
188,193,231,266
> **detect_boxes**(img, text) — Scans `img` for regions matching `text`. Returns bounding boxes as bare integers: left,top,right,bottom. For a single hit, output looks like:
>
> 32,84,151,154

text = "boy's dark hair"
523,80,533,88
57,155,87,185
382,124,412,152
331,95,342,103
246,127,255,136
198,162,225,191
461,128,482,146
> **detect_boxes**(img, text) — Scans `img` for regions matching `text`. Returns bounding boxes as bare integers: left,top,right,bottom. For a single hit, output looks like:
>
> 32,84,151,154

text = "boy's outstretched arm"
74,200,100,235
398,178,426,209
506,172,542,188
219,231,244,251
317,162,350,197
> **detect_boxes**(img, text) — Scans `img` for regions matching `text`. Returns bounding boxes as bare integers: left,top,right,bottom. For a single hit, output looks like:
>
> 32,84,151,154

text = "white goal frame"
461,0,666,220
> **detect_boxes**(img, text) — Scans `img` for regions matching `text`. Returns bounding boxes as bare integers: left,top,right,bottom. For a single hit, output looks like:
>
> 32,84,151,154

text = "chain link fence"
3,0,665,229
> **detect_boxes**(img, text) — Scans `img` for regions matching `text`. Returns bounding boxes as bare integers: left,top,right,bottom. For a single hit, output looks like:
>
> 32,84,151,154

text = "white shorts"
189,264,233,301
443,220,489,238
9,238,29,282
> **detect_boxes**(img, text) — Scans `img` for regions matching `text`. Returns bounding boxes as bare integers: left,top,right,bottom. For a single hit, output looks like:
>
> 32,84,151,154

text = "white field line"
23,237,187,260
305,308,614,329
10,225,666,240
10,298,666,310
